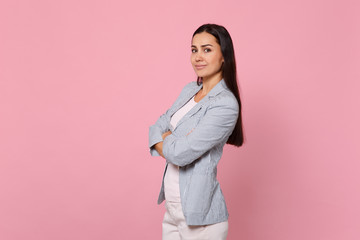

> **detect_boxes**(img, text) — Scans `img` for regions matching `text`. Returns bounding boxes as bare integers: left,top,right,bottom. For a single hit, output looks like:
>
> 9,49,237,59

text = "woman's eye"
191,49,197,53
204,48,211,53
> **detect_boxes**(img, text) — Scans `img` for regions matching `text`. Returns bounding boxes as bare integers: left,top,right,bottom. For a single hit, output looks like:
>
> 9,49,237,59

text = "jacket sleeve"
148,82,197,157
148,109,171,157
162,95,239,166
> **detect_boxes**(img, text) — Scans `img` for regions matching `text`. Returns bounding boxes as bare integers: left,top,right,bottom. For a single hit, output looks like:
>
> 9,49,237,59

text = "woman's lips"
195,65,206,70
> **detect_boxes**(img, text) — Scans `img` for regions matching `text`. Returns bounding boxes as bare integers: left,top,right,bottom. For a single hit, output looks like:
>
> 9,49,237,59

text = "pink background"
1,0,359,239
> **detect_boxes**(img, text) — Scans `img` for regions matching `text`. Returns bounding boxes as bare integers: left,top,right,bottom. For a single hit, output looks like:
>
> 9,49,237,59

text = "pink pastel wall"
0,0,359,239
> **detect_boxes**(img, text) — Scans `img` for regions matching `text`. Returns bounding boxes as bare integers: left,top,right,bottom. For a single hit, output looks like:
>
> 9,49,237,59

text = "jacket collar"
205,79,228,98
169,79,228,131
185,79,228,104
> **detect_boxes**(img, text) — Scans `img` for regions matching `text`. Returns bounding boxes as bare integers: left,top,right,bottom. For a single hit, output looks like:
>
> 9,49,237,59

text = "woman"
149,23,244,240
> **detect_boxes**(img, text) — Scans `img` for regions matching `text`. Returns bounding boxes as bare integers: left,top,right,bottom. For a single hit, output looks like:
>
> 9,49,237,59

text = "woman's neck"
201,72,222,95
194,72,222,103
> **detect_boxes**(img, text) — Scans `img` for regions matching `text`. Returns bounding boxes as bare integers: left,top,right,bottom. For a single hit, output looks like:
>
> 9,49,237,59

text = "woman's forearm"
154,131,172,158
154,141,164,158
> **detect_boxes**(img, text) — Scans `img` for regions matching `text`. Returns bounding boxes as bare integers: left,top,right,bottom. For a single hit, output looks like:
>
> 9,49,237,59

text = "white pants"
162,201,228,240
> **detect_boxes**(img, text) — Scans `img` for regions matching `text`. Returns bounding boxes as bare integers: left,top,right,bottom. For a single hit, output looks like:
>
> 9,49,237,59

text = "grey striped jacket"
149,79,239,225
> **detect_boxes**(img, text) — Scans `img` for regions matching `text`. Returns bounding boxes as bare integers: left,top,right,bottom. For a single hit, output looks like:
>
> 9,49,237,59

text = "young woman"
149,23,244,240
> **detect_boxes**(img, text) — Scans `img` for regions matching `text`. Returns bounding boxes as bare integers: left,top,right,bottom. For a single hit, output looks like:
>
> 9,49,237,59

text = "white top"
164,96,197,202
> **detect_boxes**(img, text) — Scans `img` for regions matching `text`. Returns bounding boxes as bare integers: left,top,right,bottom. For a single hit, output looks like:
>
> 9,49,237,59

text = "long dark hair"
193,24,244,147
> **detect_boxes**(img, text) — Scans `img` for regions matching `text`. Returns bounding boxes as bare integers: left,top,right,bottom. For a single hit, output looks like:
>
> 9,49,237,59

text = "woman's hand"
162,131,172,140
154,131,172,158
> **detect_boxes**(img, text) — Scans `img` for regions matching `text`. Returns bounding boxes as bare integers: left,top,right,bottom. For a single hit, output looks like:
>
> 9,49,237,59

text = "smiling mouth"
195,65,206,70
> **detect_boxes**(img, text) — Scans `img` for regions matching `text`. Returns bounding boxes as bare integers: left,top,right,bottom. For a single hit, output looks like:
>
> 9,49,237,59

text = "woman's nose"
195,52,203,61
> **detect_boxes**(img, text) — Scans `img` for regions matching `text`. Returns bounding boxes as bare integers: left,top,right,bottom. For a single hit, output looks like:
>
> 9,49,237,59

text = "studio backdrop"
0,0,359,239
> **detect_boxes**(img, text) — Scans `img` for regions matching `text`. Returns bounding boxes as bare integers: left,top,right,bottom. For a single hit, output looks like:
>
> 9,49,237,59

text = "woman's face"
191,32,224,81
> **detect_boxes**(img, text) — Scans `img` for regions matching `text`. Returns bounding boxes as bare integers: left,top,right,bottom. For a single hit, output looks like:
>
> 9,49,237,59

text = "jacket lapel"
171,79,228,131
168,83,202,131
174,99,204,130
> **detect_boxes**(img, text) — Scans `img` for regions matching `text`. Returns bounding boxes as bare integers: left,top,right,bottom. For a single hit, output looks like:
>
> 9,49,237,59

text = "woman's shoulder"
212,88,239,111
177,81,199,96
182,81,199,91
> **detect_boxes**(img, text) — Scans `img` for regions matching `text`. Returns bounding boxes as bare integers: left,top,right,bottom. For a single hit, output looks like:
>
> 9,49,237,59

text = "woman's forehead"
192,32,219,46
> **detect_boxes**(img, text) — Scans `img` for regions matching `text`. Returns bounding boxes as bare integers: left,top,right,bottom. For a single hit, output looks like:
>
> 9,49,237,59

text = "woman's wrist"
154,141,164,158
154,131,172,158
162,131,172,140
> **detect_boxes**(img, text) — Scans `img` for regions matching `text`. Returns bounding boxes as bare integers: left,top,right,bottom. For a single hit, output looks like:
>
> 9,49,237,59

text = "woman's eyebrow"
191,44,213,48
